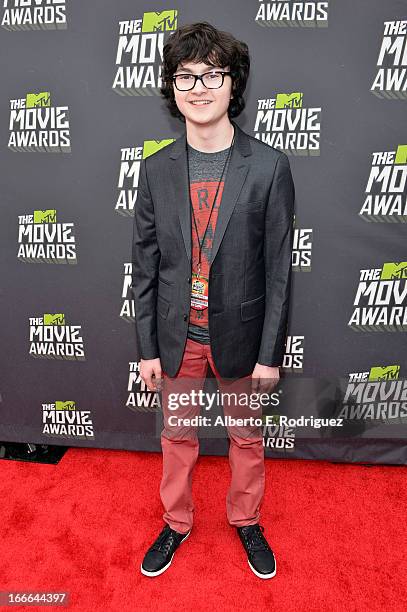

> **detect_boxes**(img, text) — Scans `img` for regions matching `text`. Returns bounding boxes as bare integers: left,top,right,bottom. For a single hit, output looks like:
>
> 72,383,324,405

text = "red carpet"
0,448,406,611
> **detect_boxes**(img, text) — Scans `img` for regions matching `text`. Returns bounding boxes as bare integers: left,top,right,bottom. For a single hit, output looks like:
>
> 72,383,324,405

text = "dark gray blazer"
131,119,295,378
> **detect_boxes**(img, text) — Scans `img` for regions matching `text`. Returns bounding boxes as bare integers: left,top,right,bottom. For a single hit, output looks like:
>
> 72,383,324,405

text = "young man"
131,22,295,579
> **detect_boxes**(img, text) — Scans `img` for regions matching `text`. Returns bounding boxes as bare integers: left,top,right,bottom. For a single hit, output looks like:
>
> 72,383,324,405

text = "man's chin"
184,112,221,128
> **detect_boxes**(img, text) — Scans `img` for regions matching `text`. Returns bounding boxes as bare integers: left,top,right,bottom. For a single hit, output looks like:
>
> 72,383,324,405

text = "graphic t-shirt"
186,142,233,344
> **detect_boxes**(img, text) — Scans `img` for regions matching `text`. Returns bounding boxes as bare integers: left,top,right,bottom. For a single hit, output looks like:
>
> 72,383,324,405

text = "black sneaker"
237,524,276,579
140,524,191,577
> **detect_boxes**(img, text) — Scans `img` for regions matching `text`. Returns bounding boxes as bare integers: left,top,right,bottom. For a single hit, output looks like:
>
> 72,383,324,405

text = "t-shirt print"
189,178,225,327
185,141,233,340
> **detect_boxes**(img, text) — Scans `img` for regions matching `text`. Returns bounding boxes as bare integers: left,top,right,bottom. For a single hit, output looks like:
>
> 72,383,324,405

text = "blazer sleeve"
130,157,161,360
257,152,295,367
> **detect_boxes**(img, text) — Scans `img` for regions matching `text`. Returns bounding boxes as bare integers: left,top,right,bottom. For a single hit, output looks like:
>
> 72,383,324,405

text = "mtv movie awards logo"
348,262,407,331
293,217,313,271
263,412,344,450
262,413,296,451
359,145,407,222
29,313,85,360
17,209,77,263
1,0,67,30
8,91,70,152
127,362,161,413
284,335,304,369
371,20,407,98
254,92,321,154
255,0,329,27
112,10,177,95
121,263,135,319
42,400,94,440
116,138,174,214
339,365,407,424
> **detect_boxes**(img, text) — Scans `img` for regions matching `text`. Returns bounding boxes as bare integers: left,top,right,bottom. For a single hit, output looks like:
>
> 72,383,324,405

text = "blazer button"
183,314,188,321
187,277,191,283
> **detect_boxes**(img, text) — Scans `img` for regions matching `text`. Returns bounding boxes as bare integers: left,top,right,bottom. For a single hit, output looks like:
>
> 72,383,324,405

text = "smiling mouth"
189,100,213,106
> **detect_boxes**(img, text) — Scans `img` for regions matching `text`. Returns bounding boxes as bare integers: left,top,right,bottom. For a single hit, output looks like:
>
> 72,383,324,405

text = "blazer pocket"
233,199,264,214
241,294,265,322
158,278,173,302
157,294,170,319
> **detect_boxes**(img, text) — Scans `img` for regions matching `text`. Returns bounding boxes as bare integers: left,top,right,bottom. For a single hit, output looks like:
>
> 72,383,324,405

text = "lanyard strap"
186,129,235,277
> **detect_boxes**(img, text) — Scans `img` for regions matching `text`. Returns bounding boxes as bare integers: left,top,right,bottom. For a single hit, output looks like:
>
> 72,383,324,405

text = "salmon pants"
160,337,265,534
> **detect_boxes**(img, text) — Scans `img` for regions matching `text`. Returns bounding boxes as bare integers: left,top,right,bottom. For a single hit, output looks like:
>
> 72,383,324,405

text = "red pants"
160,338,265,534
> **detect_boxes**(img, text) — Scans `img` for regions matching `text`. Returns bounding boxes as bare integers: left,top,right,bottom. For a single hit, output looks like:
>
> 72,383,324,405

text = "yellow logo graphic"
33,210,57,223
380,262,407,280
395,145,407,165
275,92,303,109
141,10,177,33
55,401,76,411
369,365,400,381
143,139,176,158
26,92,51,108
262,414,280,425
43,313,65,325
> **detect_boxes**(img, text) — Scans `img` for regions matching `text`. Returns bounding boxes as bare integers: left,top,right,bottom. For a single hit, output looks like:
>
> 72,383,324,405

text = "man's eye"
179,75,192,80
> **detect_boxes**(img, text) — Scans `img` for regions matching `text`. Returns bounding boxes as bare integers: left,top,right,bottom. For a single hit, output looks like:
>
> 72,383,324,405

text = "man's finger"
144,371,155,391
153,371,162,391
251,375,260,393
259,381,274,394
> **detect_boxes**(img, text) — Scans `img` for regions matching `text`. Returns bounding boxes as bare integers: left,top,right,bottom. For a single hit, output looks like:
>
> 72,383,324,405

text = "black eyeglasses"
172,71,232,91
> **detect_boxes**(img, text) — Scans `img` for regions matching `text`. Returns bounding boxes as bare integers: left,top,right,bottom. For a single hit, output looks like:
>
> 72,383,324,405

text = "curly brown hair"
160,22,250,123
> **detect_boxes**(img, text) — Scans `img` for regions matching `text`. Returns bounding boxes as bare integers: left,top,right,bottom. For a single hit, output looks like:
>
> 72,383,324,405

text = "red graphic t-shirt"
186,143,232,336
189,178,225,328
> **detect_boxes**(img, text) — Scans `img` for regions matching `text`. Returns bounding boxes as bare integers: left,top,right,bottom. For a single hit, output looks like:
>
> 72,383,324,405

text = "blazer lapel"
169,120,252,264
210,152,250,265
169,137,191,261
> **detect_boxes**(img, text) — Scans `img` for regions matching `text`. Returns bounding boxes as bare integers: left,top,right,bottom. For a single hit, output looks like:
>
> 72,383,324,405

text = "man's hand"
140,357,162,391
251,363,280,394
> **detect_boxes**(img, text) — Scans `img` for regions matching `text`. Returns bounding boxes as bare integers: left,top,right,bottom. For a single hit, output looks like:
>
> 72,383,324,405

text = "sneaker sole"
247,556,277,579
140,529,191,577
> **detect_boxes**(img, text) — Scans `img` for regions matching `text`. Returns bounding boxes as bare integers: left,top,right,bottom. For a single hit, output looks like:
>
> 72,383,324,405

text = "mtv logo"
275,92,303,109
381,262,407,280
369,365,400,381
141,10,177,33
262,414,280,426
143,139,175,158
43,313,65,325
26,92,51,108
33,210,57,224
56,401,76,411
395,145,407,165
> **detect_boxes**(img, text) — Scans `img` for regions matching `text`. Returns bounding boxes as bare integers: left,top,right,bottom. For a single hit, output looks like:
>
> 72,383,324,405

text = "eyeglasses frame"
172,70,232,91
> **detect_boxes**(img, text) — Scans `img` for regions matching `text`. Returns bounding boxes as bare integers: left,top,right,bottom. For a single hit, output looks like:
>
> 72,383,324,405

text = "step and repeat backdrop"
0,1,406,464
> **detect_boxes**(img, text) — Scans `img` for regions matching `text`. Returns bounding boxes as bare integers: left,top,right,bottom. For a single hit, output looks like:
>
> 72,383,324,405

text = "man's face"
172,60,233,126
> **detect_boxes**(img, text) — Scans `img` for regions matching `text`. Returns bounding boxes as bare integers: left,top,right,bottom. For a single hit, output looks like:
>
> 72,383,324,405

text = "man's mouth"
189,100,213,106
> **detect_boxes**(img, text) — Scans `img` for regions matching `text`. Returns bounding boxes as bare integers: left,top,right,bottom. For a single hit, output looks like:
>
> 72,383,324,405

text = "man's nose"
193,77,207,92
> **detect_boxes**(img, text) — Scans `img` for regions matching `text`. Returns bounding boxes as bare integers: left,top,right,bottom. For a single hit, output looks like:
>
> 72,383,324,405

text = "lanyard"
186,128,235,278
